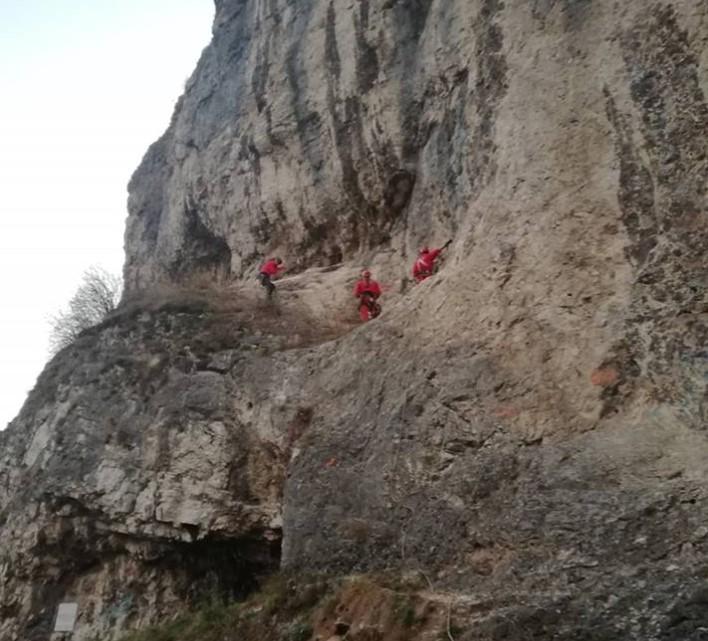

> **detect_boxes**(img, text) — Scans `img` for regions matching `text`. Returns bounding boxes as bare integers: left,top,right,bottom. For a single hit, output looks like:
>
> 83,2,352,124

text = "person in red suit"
412,240,451,283
258,257,284,296
353,270,382,321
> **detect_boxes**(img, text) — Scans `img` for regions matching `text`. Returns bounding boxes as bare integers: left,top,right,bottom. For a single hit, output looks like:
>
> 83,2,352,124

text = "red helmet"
420,246,429,254
362,270,371,278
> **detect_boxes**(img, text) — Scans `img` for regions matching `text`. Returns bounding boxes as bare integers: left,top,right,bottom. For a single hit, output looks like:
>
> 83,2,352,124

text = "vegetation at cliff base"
116,573,449,641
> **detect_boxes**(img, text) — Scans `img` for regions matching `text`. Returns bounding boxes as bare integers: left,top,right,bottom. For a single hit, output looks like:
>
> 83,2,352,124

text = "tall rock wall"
1,1,708,640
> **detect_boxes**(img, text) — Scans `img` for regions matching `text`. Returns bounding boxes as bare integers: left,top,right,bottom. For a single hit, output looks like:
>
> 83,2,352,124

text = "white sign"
54,602,78,633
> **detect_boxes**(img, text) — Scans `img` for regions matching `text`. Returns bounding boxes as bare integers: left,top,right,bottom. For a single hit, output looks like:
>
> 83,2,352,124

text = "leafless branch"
49,266,122,354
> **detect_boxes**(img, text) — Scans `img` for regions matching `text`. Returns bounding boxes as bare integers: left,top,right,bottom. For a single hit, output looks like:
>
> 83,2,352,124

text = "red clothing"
412,248,442,282
355,279,381,321
354,279,381,299
359,302,378,321
260,259,283,277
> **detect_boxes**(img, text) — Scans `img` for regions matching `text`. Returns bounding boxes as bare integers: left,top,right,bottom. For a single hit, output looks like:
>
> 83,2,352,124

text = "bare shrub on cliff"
49,266,122,354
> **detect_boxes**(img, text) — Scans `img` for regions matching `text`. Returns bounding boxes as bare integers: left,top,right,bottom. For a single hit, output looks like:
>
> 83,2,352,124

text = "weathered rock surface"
0,295,299,639
2,0,708,639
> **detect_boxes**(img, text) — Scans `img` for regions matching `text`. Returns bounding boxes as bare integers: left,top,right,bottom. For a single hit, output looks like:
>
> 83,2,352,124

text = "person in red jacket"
353,270,382,321
412,240,451,283
258,257,284,296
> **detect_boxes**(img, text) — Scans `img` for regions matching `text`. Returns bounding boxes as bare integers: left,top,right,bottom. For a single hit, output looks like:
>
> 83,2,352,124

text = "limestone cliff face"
2,1,708,640
0,299,290,639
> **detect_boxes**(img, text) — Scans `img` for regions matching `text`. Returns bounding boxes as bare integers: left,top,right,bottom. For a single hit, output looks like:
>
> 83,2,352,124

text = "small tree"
49,266,122,354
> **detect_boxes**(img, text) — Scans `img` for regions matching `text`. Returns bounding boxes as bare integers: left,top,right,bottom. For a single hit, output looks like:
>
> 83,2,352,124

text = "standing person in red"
412,240,451,283
258,257,284,297
353,270,382,321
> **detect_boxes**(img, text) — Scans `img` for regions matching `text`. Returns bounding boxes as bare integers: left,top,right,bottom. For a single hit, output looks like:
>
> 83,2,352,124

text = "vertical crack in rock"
419,0,508,226
394,0,434,163
468,0,508,199
603,89,659,267
353,0,379,94
601,5,708,423
286,3,324,176
435,68,472,212
324,2,374,248
251,31,271,114
251,0,284,114
623,6,708,239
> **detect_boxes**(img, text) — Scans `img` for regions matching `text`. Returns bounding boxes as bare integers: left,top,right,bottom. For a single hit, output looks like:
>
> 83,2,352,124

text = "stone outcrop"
0,295,292,639
2,0,708,640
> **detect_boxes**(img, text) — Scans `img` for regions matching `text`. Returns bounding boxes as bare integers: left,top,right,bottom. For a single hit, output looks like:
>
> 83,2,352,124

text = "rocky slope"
2,0,708,640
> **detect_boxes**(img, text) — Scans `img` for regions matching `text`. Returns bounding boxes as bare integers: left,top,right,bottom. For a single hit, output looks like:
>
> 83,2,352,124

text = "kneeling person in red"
412,240,451,283
354,270,382,321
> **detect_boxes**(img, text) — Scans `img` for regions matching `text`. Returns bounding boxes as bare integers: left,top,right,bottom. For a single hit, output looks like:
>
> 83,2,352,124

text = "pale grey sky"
0,1,214,429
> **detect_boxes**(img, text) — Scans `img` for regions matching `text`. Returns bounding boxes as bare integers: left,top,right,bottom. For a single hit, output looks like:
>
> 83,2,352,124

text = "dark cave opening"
156,532,283,603
20,527,284,641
